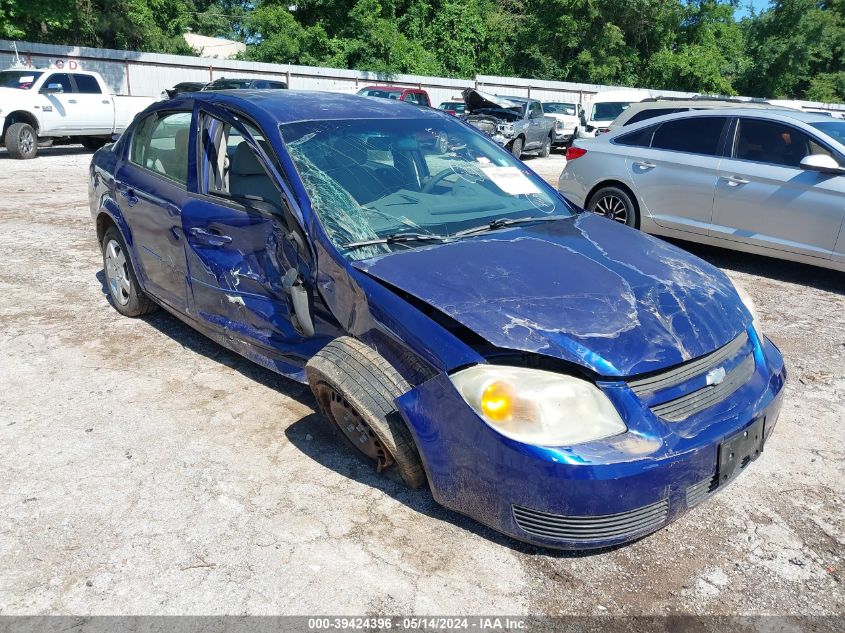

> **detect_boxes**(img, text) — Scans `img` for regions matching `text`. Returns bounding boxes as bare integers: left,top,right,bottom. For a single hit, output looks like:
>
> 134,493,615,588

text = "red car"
357,85,431,107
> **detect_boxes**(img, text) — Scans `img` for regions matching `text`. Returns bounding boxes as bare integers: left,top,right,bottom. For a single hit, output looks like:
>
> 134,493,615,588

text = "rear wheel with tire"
510,136,524,159
539,134,551,157
81,136,108,151
5,122,38,159
588,185,639,228
306,337,426,489
101,226,158,317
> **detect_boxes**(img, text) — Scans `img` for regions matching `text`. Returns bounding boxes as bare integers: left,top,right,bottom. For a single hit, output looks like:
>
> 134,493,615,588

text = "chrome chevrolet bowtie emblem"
706,366,727,386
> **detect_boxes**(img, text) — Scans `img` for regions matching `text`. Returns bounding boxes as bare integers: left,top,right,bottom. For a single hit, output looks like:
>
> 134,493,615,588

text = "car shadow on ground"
663,238,845,295
94,269,630,557
0,146,95,160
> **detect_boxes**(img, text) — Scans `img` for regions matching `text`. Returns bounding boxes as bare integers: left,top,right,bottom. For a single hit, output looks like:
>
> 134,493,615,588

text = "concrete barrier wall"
3,39,844,114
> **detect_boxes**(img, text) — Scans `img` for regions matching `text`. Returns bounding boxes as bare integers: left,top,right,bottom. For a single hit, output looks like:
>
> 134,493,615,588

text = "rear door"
70,73,114,134
711,116,845,261
181,103,323,365
115,109,194,309
623,115,729,236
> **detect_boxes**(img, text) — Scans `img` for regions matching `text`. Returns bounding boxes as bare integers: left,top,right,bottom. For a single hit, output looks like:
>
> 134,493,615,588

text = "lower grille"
512,499,669,542
686,474,720,508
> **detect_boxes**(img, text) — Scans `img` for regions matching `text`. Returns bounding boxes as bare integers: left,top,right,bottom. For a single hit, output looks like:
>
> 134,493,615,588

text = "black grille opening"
512,499,669,542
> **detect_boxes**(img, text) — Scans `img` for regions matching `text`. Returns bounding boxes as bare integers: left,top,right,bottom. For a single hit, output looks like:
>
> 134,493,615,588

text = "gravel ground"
0,147,842,616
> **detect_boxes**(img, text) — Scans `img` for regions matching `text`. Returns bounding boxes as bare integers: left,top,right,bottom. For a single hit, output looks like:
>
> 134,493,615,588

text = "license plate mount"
717,417,765,486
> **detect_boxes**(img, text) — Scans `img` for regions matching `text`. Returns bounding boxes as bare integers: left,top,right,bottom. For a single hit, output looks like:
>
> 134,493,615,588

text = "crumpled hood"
461,88,521,114
353,214,750,377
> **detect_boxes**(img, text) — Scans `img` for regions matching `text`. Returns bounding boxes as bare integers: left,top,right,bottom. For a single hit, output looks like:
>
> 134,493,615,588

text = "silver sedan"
558,108,845,272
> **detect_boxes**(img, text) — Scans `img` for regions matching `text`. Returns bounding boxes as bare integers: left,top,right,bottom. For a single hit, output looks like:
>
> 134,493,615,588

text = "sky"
734,0,771,19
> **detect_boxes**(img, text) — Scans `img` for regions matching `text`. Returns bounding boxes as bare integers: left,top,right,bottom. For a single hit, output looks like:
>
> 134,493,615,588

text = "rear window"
651,117,728,156
74,74,102,94
358,88,404,100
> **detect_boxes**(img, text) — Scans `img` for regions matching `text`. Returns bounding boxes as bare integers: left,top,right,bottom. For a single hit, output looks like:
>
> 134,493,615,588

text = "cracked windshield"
281,117,572,260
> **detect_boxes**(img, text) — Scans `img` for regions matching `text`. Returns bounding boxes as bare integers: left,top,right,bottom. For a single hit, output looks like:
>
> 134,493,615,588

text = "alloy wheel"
19,128,34,155
593,194,628,224
104,239,132,306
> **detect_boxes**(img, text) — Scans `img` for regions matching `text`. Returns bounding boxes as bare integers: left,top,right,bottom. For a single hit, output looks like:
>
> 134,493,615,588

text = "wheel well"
2,111,39,136
585,180,641,228
96,212,116,245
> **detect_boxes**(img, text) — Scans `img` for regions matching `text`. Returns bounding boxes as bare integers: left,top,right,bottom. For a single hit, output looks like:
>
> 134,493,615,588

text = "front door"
116,109,193,309
711,116,845,262
38,72,76,134
625,115,729,236
181,104,323,368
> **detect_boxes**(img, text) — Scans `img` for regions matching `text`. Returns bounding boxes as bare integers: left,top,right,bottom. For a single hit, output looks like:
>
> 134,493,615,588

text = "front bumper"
396,333,786,550
553,129,575,145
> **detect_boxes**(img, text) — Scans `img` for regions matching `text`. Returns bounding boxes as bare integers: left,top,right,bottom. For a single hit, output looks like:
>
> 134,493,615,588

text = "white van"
578,88,653,138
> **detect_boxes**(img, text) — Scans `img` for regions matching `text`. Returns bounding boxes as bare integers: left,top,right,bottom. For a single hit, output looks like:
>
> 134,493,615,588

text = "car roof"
612,107,838,129
188,90,444,123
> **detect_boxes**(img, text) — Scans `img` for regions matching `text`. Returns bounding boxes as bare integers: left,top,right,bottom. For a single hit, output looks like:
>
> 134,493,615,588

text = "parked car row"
161,77,289,99
89,90,788,550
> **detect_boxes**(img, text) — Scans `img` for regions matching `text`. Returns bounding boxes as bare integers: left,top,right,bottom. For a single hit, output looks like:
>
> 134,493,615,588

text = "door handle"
723,176,750,186
190,227,232,247
634,161,656,169
68,99,77,104
102,100,110,105
118,186,138,206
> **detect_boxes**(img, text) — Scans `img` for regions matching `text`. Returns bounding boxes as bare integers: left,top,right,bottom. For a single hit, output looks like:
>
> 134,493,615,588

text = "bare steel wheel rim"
316,385,395,473
19,128,35,154
594,194,628,224
104,239,132,306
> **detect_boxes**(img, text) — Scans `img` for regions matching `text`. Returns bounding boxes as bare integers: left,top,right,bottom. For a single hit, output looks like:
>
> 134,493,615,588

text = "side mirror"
41,83,64,94
800,154,845,175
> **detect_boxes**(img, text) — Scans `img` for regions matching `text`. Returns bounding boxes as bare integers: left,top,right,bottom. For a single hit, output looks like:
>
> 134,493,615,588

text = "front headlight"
449,365,627,446
732,280,764,342
498,122,515,135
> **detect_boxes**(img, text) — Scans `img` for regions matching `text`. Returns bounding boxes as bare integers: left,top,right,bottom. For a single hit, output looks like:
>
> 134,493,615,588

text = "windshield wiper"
342,232,449,251
455,216,563,238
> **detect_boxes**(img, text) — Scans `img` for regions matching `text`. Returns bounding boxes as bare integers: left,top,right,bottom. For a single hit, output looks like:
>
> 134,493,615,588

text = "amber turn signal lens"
480,381,515,421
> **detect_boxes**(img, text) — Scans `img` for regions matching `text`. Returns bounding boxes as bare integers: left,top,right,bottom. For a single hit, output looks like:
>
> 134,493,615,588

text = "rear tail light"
566,146,587,161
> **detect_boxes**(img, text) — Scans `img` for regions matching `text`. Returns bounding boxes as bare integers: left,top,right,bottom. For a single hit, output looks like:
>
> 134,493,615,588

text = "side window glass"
74,74,102,94
200,114,285,211
615,124,658,148
651,117,727,156
42,73,73,94
129,111,192,185
734,118,816,167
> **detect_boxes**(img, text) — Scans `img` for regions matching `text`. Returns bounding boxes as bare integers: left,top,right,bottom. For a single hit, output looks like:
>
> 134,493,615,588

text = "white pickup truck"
0,68,155,159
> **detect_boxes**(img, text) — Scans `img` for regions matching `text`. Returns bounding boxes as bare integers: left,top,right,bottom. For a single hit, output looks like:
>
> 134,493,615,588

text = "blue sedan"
89,90,786,549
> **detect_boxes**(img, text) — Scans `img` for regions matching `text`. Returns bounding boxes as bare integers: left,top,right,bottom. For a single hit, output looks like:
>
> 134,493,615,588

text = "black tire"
306,337,426,489
81,137,108,151
539,134,551,158
587,185,639,228
101,226,158,317
5,122,38,159
510,136,524,159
